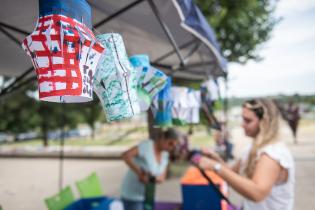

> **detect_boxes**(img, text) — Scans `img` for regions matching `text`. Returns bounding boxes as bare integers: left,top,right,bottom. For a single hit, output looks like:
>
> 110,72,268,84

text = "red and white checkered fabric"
22,14,105,103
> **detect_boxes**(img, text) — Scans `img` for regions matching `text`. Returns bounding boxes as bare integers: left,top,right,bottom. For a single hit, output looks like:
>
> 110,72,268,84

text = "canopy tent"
0,0,227,97
0,0,228,192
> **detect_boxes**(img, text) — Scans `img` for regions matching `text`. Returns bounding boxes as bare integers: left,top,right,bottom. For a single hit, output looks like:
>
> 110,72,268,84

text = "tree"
0,90,39,138
0,83,85,146
37,102,85,146
196,0,279,64
80,95,104,139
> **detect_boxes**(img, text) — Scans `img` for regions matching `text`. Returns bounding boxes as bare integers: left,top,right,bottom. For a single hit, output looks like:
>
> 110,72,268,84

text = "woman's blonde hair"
243,99,281,178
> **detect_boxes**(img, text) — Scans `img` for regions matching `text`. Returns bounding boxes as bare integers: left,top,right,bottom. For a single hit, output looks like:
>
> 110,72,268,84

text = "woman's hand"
201,148,223,163
155,175,164,183
198,156,217,171
138,170,149,184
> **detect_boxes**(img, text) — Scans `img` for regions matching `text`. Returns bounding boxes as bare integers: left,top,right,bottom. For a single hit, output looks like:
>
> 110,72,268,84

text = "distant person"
287,101,300,144
213,121,234,161
175,126,193,161
197,99,295,210
120,128,180,210
220,121,234,161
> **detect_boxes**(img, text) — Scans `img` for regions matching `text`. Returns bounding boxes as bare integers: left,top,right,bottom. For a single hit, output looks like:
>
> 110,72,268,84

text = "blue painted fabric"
39,0,92,28
152,77,173,127
129,54,168,112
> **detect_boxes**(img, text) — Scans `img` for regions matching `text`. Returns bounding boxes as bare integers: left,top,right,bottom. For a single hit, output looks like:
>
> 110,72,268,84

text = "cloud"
227,1,315,97
276,0,315,16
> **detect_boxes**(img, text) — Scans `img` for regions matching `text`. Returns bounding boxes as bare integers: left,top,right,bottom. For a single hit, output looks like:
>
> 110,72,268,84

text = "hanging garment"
201,78,220,102
171,87,189,126
129,55,168,112
94,33,140,122
22,0,104,103
151,77,173,127
186,89,201,124
171,87,201,125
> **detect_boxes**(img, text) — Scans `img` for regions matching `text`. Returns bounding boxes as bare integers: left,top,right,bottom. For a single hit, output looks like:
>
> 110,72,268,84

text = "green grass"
3,125,216,148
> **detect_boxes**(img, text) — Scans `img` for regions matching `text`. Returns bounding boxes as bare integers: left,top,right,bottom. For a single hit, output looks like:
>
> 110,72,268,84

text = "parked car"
16,132,40,141
0,133,14,143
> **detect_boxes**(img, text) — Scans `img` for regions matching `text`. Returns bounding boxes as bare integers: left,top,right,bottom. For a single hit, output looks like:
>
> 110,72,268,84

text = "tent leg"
59,103,66,191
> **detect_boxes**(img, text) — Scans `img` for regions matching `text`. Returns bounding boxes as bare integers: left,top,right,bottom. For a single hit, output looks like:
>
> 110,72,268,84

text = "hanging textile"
21,0,104,103
151,77,173,127
171,87,189,126
94,33,140,122
186,89,201,124
200,78,222,130
171,87,201,125
201,79,220,101
129,54,168,112
129,54,151,111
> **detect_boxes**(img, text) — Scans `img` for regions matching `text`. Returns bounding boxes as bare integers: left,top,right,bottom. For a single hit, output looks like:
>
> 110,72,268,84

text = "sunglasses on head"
243,100,264,120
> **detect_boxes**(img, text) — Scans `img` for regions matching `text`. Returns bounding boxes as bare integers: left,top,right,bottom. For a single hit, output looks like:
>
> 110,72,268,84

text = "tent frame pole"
92,0,146,28
146,0,186,67
153,39,198,63
0,21,29,35
0,27,34,97
0,26,22,46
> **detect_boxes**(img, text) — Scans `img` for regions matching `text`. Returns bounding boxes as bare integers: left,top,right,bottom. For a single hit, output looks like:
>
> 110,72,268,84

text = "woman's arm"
156,168,167,183
199,154,281,202
201,148,240,173
230,159,241,173
122,146,148,183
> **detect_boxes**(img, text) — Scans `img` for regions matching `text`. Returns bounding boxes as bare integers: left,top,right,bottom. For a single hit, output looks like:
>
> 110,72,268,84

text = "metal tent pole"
0,21,30,35
147,0,186,67
92,0,146,28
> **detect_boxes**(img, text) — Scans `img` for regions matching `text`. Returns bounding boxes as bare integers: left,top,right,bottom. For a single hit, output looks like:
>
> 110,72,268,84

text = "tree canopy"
196,0,279,64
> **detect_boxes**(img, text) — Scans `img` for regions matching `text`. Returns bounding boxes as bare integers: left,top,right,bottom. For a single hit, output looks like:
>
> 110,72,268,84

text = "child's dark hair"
159,128,181,141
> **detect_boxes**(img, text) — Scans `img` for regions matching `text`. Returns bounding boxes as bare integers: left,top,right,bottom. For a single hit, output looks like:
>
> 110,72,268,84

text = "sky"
225,0,315,98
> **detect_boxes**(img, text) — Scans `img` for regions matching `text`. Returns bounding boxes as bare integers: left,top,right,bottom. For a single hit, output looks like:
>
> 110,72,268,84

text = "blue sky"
224,0,315,97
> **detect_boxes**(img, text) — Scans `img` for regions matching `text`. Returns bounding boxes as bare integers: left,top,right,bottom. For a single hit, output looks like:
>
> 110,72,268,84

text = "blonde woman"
198,99,295,210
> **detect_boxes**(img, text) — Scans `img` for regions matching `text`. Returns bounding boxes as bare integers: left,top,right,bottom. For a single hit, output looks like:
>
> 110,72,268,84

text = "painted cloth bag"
151,77,173,127
22,0,104,103
94,33,140,122
129,54,167,111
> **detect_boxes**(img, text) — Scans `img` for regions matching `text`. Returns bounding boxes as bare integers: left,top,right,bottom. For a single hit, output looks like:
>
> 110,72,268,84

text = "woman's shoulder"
260,142,291,155
137,139,154,155
138,139,153,146
259,142,294,169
